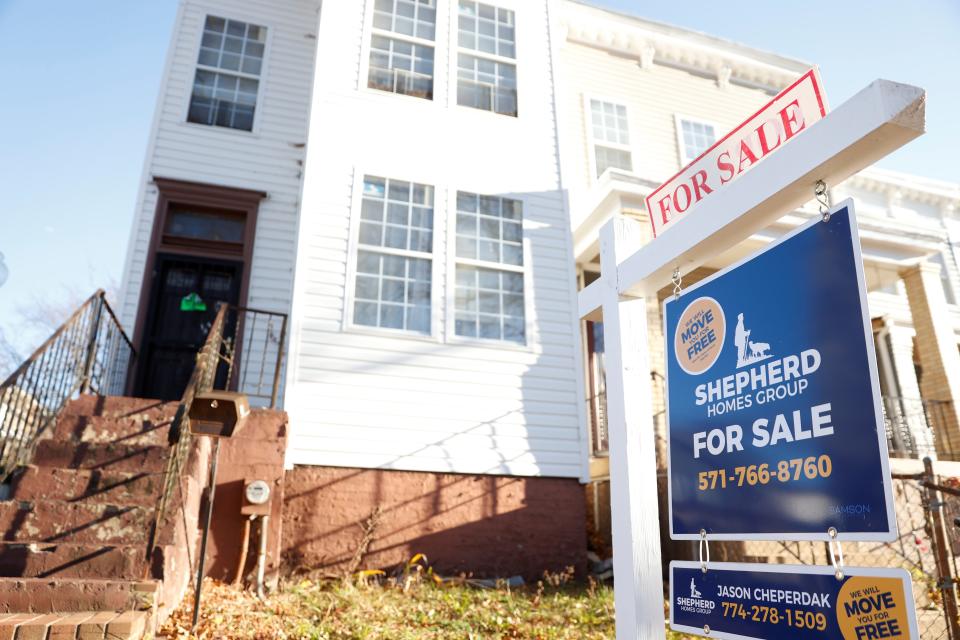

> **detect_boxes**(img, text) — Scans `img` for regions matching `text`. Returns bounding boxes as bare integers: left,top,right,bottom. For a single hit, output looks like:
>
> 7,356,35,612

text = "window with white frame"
187,16,266,132
589,99,631,177
454,192,525,343
353,176,434,333
678,118,717,164
368,0,436,99
457,1,517,116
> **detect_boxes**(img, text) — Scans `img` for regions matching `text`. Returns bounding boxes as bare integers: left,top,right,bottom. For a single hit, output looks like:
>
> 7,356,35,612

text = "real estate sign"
646,68,828,238
670,562,918,640
664,202,896,540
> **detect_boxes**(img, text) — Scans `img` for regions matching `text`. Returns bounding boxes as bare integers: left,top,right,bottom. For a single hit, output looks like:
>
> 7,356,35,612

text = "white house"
118,0,589,577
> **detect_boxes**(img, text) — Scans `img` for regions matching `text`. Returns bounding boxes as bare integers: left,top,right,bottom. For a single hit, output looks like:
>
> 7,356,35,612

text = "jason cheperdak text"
692,349,833,459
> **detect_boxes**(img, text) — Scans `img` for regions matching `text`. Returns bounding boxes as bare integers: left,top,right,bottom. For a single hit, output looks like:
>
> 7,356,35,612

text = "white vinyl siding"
456,1,517,116
368,0,436,99
118,0,320,409
287,0,585,479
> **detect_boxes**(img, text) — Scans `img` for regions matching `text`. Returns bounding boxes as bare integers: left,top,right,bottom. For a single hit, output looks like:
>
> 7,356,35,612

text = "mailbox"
188,391,250,438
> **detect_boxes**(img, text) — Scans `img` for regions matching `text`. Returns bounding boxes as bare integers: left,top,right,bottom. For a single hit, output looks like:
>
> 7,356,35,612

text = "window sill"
363,85,438,105
343,322,442,344
445,333,534,352
178,119,262,139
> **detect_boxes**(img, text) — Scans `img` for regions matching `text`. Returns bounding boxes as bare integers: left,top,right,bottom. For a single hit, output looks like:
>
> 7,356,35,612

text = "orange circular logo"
674,297,726,375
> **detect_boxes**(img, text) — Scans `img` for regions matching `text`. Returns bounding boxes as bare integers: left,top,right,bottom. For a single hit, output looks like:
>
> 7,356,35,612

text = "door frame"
129,177,266,395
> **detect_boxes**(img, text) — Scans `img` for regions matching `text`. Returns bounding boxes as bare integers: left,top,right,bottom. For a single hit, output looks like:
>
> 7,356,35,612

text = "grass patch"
160,573,619,639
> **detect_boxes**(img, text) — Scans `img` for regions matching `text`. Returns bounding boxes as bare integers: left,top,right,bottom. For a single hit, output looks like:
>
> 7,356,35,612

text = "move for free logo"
674,297,726,375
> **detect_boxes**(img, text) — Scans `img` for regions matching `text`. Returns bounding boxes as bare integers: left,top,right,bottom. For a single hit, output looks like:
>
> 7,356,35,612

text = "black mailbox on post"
188,391,250,438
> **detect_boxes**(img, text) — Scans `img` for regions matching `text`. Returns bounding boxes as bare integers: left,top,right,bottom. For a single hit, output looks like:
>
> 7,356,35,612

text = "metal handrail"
145,302,288,567
0,290,135,479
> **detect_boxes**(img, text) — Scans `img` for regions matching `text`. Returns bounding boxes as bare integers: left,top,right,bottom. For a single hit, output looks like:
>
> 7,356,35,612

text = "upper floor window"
678,118,717,165
454,192,525,343
590,99,631,177
457,2,517,116
187,16,266,132
368,0,436,99
352,176,435,333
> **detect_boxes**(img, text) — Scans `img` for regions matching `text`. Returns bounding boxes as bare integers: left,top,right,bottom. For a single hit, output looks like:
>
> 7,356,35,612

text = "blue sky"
0,0,957,356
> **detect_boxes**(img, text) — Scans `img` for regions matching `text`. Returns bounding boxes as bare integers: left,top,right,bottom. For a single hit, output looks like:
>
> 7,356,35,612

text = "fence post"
79,293,105,395
924,456,960,640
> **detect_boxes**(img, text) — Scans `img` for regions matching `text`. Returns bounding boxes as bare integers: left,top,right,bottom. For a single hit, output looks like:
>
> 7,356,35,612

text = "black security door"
136,254,241,401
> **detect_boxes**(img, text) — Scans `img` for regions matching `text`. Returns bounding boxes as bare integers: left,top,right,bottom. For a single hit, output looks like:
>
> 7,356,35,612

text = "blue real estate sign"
665,201,896,540
670,562,919,640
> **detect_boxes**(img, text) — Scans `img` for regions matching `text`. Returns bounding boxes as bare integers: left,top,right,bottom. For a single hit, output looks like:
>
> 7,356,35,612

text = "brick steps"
0,501,152,544
0,577,158,614
54,415,171,448
9,467,162,507
0,542,147,580
0,610,148,640
0,395,182,640
32,441,168,474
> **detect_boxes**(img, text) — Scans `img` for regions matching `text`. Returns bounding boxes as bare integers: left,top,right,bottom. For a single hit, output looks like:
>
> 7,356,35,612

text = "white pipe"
255,514,269,601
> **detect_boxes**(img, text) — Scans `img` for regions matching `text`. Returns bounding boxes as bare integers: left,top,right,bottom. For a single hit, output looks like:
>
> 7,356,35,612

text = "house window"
454,192,525,343
368,0,436,99
187,16,266,132
457,2,517,116
353,176,434,333
589,99,631,177
679,119,717,164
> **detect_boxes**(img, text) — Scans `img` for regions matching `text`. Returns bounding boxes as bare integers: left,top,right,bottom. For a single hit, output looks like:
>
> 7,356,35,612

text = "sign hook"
699,529,710,574
827,527,845,580
672,267,683,301
815,180,832,222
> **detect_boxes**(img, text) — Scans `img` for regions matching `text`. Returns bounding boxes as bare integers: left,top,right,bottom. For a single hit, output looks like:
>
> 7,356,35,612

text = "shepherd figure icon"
735,312,772,368
690,578,702,599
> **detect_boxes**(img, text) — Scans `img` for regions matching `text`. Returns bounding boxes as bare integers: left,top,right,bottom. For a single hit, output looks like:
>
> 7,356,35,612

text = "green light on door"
180,292,207,312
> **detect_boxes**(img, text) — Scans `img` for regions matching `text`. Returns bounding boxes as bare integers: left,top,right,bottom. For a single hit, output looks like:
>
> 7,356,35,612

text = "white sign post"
579,79,925,639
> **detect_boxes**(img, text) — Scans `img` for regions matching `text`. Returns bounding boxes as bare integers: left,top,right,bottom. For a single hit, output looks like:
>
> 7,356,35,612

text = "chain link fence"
705,467,960,639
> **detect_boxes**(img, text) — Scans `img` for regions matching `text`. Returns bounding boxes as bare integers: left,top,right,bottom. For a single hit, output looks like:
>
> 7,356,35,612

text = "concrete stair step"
0,577,159,614
32,441,168,474
0,542,147,580
61,396,178,424
0,501,152,544
54,415,172,448
9,467,163,507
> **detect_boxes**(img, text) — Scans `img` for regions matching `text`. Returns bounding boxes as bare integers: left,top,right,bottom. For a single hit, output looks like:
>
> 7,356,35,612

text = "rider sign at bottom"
671,562,918,640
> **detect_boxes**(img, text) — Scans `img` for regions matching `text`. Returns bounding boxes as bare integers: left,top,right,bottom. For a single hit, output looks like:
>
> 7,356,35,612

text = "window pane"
457,53,517,116
680,119,717,163
354,250,432,333
373,0,437,41
455,191,523,266
187,69,258,131
368,36,434,99
454,265,525,343
164,207,245,242
595,145,632,177
360,176,434,253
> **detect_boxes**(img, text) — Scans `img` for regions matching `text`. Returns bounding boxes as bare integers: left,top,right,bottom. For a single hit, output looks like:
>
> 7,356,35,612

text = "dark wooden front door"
136,254,242,401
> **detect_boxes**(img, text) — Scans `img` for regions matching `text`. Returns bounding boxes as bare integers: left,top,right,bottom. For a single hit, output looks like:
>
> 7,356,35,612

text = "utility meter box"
241,478,274,516
188,391,250,438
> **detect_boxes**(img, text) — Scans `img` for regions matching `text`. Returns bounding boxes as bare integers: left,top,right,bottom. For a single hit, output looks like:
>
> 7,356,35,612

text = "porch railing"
146,303,287,564
0,290,134,479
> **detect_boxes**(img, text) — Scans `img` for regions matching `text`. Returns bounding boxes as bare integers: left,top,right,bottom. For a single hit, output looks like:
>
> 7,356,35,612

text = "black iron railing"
883,396,956,461
0,290,134,479
146,303,287,565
